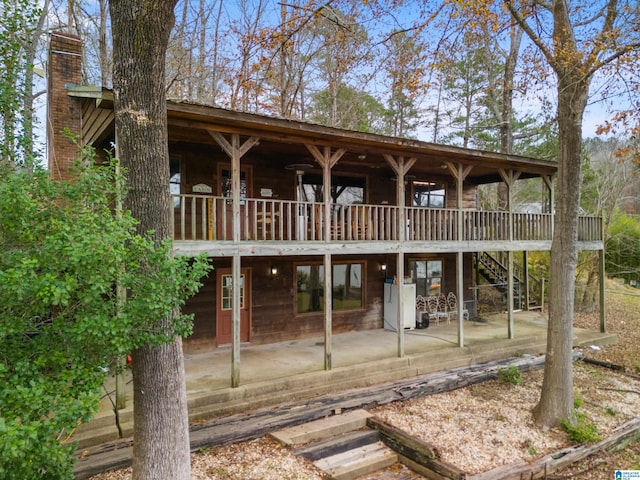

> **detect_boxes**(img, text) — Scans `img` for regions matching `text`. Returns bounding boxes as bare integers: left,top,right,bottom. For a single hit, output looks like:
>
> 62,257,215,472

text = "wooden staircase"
270,410,399,480
476,251,543,310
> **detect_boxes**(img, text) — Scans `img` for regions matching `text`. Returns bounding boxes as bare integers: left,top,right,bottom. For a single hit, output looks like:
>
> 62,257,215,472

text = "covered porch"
76,310,616,452
181,310,612,397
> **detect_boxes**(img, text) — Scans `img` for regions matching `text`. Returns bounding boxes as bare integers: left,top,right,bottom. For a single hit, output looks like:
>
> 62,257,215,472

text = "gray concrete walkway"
72,311,616,451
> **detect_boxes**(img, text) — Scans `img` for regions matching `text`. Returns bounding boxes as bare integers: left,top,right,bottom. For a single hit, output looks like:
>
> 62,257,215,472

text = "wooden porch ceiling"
74,89,557,185
166,102,557,185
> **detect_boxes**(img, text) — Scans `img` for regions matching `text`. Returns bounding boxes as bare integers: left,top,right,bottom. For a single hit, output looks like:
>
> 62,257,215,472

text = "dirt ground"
90,281,640,479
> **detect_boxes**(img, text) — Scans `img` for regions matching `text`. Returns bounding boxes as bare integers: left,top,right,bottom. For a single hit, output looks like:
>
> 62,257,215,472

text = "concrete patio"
71,310,616,452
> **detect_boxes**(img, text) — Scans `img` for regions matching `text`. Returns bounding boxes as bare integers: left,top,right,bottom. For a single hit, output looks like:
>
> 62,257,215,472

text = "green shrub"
0,160,211,478
560,413,601,443
574,388,584,408
498,365,523,385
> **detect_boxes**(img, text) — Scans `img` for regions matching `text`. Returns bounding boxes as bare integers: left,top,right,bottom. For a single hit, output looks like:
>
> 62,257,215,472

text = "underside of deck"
174,238,605,257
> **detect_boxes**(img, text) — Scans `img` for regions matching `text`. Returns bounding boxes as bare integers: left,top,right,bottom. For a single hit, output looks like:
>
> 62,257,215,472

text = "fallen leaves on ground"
90,283,640,479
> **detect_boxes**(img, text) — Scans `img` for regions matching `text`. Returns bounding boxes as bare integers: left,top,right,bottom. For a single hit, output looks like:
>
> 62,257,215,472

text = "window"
413,181,445,208
409,259,442,296
296,263,364,314
170,157,181,207
301,174,365,204
220,274,245,310
220,168,247,199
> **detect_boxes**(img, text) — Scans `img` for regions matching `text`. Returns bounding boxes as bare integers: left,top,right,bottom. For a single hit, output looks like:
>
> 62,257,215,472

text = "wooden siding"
182,254,473,351
182,269,216,353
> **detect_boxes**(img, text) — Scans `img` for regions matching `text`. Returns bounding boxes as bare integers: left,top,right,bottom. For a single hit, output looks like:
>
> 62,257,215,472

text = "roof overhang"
68,88,557,184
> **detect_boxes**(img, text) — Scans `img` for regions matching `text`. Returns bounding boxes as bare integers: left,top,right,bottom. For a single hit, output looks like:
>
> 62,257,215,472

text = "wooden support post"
324,253,332,370
507,250,515,339
599,248,606,333
115,357,127,410
384,155,416,359
208,132,259,388
395,252,405,357
397,165,405,357
231,254,241,388
445,162,473,241
457,251,464,347
305,144,346,243
543,175,555,235
474,253,479,306
499,169,520,339
305,145,346,370
322,163,331,242
523,251,530,311
446,162,472,348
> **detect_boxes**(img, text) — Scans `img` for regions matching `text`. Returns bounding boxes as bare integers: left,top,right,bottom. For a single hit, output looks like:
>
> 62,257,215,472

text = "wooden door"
216,268,251,345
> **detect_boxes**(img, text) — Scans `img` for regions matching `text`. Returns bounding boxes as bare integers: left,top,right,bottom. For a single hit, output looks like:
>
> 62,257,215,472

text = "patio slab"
71,311,616,451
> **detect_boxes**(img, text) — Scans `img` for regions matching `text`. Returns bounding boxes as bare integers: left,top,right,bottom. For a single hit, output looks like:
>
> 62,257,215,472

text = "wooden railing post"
543,175,555,236
499,169,520,338
174,193,599,246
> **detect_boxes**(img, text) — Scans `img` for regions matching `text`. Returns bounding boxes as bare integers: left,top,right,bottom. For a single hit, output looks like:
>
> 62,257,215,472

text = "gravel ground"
90,284,640,479
372,362,640,475
91,437,323,480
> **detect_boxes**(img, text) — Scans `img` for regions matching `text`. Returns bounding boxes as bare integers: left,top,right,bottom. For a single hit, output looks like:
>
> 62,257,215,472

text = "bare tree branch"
504,0,558,72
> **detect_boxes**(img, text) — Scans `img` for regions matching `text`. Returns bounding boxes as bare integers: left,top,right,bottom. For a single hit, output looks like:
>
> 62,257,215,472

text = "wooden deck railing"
171,195,602,243
577,216,602,242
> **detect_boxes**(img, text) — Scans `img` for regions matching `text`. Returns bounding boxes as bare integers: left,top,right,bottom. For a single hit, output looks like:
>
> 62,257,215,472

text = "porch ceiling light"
381,263,387,272
270,265,278,276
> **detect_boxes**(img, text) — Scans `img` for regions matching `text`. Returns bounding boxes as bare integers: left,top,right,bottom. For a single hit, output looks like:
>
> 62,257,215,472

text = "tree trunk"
496,25,521,209
109,2,190,479
580,256,599,312
99,0,108,88
533,70,589,427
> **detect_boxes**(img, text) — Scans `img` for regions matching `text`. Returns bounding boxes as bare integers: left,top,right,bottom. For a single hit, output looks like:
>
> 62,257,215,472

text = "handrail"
478,251,544,310
170,194,603,244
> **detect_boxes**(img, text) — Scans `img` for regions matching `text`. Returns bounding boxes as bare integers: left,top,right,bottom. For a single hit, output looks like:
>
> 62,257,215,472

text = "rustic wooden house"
48,33,604,387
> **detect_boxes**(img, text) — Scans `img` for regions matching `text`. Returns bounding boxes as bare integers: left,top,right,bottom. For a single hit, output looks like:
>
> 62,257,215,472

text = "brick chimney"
47,32,83,181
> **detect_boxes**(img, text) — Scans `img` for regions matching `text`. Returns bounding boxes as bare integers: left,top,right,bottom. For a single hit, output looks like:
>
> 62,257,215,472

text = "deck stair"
477,251,542,310
270,409,398,480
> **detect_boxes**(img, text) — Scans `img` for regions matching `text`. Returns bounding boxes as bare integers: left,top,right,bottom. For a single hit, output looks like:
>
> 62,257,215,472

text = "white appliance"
383,283,416,331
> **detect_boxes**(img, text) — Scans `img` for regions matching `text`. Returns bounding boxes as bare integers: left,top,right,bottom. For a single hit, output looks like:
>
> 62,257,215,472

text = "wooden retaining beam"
468,417,640,480
369,415,640,480
368,417,466,480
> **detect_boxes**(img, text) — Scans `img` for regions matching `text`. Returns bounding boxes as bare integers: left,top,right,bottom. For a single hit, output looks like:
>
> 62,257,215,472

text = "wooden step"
71,424,120,450
270,409,372,446
314,441,398,480
295,429,381,461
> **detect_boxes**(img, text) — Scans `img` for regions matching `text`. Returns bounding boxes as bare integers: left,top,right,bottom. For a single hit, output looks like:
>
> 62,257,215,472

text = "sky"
31,0,634,164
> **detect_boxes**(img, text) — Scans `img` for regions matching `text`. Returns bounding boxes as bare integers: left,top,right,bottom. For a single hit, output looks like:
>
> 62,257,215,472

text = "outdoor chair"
415,295,428,328
446,292,470,321
437,293,450,324
427,295,448,326
415,295,427,312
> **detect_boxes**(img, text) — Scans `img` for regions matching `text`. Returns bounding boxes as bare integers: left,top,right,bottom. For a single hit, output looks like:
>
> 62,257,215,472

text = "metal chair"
427,295,448,326
446,292,469,321
415,295,428,328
